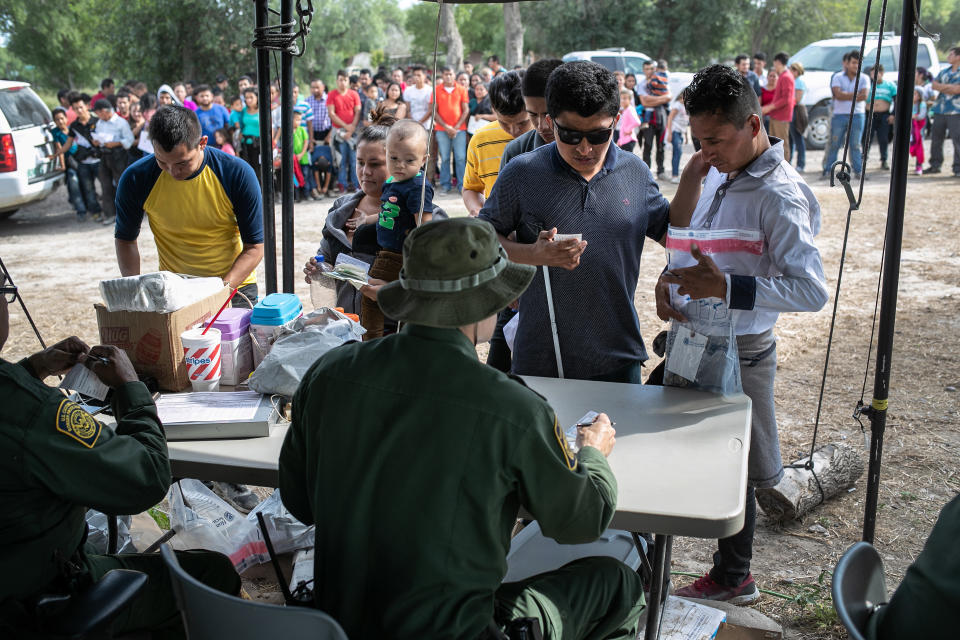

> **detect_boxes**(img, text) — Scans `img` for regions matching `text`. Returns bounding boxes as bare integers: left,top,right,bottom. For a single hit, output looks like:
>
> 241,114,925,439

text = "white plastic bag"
99,271,224,313
247,489,314,554
248,308,365,397
167,479,267,572
85,510,134,554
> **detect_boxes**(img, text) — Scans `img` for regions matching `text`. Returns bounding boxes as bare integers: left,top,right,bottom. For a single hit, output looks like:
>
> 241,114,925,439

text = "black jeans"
641,122,666,175
710,485,756,586
76,162,102,215
865,111,892,163
98,149,128,218
486,307,516,373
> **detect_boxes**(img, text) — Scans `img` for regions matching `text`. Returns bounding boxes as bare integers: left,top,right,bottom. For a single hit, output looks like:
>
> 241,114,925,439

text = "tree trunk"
503,3,525,69
439,3,463,72
756,443,865,521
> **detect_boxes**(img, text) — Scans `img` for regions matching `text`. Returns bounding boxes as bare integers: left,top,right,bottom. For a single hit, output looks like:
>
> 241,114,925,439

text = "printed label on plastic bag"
665,328,708,382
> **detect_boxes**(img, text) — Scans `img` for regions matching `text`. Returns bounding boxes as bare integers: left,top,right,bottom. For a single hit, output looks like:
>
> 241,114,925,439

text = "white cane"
542,265,564,379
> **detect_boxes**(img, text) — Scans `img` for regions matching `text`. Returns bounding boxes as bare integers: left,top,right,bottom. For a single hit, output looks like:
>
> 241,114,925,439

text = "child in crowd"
215,127,236,156
360,119,434,340
665,88,689,184
311,139,334,199
647,59,670,97
291,111,316,201
616,89,643,153
361,84,380,127
910,87,927,175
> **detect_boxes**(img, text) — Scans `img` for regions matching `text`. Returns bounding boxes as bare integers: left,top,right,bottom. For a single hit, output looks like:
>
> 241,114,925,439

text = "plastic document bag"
662,226,760,395
247,489,315,554
167,479,267,573
99,271,224,313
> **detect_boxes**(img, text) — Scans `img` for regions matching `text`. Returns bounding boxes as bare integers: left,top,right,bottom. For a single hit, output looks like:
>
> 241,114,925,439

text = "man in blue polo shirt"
479,61,702,382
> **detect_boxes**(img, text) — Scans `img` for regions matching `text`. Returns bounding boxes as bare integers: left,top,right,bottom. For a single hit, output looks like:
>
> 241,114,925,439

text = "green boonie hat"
377,218,536,328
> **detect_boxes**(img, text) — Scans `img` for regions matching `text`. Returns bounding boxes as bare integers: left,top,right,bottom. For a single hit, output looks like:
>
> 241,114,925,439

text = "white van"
0,81,63,219
789,33,940,149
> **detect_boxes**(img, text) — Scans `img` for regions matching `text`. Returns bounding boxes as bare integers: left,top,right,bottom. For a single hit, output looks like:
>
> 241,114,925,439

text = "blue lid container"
250,293,303,326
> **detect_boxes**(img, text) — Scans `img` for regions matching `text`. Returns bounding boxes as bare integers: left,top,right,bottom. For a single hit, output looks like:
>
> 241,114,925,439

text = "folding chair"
160,545,348,639
832,541,888,640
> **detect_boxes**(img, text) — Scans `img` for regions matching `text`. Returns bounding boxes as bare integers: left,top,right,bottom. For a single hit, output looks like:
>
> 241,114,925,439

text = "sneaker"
670,176,681,184
657,171,666,181
915,167,923,175
673,572,759,605
76,214,87,222
926,166,941,174
207,481,261,513
880,160,889,170
325,189,337,198
101,215,115,226
91,212,103,222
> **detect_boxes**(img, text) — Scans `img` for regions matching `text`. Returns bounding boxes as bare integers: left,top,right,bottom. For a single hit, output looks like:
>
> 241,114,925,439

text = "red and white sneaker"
672,572,759,605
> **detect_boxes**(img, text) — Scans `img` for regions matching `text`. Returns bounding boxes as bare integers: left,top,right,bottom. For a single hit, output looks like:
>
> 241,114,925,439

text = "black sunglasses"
553,121,615,146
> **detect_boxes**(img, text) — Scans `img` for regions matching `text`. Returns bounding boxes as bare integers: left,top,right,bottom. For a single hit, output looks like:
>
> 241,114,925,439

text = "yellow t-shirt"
464,121,514,198
114,148,262,286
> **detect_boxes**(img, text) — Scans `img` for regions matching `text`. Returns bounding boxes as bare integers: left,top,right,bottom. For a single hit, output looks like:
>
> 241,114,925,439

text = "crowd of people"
7,44,960,640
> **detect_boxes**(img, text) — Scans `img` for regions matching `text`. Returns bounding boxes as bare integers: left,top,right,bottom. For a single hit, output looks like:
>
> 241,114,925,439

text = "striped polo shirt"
479,143,670,379
464,121,514,198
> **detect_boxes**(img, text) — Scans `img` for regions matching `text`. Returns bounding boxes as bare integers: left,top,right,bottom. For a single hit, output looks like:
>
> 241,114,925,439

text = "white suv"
562,48,694,99
789,33,940,149
0,81,63,219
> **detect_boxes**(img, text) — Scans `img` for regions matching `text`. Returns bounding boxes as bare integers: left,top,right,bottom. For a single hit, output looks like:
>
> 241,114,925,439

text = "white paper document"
60,364,110,401
637,595,726,639
155,391,262,424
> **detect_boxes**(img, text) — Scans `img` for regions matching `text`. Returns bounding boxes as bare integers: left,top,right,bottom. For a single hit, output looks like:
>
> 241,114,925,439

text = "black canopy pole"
863,0,920,544
280,0,295,293
255,0,277,295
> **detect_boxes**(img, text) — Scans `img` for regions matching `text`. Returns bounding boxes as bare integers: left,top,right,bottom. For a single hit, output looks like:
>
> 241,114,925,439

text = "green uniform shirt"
868,494,960,639
279,325,618,640
0,359,170,601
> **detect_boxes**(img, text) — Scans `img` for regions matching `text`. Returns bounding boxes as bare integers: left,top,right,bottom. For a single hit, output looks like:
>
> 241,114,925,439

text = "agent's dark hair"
753,52,766,62
193,83,212,96
522,58,563,98
843,50,861,62
101,77,114,89
773,52,790,66
148,105,203,152
683,64,761,129
358,107,397,145
734,54,749,65
488,70,525,116
545,61,618,119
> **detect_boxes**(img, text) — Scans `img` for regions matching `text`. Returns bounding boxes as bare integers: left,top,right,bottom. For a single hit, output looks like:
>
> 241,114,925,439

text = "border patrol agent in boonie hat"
377,218,535,329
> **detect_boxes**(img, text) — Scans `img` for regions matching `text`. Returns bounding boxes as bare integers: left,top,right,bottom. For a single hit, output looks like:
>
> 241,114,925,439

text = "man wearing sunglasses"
479,61,703,382
0,272,240,638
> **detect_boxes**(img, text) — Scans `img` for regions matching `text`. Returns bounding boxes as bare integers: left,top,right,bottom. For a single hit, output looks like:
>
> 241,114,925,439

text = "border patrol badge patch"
552,415,578,471
56,399,102,449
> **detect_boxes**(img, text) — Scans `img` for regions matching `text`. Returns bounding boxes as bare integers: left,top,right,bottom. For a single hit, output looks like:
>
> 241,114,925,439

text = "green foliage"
457,3,505,59
149,507,170,530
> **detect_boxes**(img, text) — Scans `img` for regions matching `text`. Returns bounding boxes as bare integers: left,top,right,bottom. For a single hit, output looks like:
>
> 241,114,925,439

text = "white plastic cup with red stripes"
181,327,223,392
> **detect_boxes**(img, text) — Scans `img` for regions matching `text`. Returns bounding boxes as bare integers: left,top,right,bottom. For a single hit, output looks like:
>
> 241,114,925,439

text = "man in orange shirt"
432,67,470,193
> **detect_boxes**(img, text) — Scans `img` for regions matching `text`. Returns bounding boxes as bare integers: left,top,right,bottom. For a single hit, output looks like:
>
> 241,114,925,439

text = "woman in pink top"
616,89,643,152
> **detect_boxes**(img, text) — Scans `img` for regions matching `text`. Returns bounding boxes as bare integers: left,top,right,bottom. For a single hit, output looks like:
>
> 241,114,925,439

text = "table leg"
644,534,673,640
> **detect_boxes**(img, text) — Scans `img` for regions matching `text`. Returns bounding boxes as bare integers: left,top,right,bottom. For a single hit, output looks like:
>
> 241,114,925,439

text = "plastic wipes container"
250,293,303,367
205,308,253,386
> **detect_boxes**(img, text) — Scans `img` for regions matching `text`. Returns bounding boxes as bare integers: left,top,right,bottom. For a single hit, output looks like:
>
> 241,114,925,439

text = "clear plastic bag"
167,479,267,573
662,226,748,395
246,489,314,555
85,510,134,554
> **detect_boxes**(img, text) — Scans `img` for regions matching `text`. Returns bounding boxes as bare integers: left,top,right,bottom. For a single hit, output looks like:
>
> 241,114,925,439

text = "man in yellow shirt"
114,106,264,306
463,72,533,217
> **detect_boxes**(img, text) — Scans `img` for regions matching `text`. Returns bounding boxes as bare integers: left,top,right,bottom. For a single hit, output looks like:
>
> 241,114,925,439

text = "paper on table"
565,410,599,454
156,391,263,424
60,364,110,401
637,595,726,639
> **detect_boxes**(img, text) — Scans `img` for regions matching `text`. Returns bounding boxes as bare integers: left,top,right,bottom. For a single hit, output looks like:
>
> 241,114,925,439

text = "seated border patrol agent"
279,217,645,640
0,281,240,639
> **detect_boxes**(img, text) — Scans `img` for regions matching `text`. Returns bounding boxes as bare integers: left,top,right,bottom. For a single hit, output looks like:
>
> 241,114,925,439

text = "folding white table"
164,377,752,640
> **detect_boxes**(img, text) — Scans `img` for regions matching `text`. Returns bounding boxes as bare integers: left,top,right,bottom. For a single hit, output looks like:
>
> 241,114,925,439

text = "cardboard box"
95,289,230,391
715,622,783,640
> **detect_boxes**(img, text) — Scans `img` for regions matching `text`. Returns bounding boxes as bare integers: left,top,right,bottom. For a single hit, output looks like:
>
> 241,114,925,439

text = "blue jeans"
789,125,806,171
436,129,467,190
671,131,683,177
337,138,357,190
824,113,865,175
76,162,102,215
64,167,86,216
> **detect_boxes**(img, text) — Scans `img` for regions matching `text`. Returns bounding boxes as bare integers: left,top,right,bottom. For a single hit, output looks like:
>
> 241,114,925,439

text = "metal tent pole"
280,0,295,293
255,0,277,295
862,0,920,544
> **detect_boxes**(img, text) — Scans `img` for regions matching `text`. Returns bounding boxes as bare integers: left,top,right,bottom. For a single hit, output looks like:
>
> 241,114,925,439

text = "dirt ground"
2,141,958,638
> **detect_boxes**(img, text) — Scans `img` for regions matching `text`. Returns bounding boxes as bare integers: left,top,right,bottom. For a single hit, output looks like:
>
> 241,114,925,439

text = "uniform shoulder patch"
55,399,103,449
552,414,578,471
